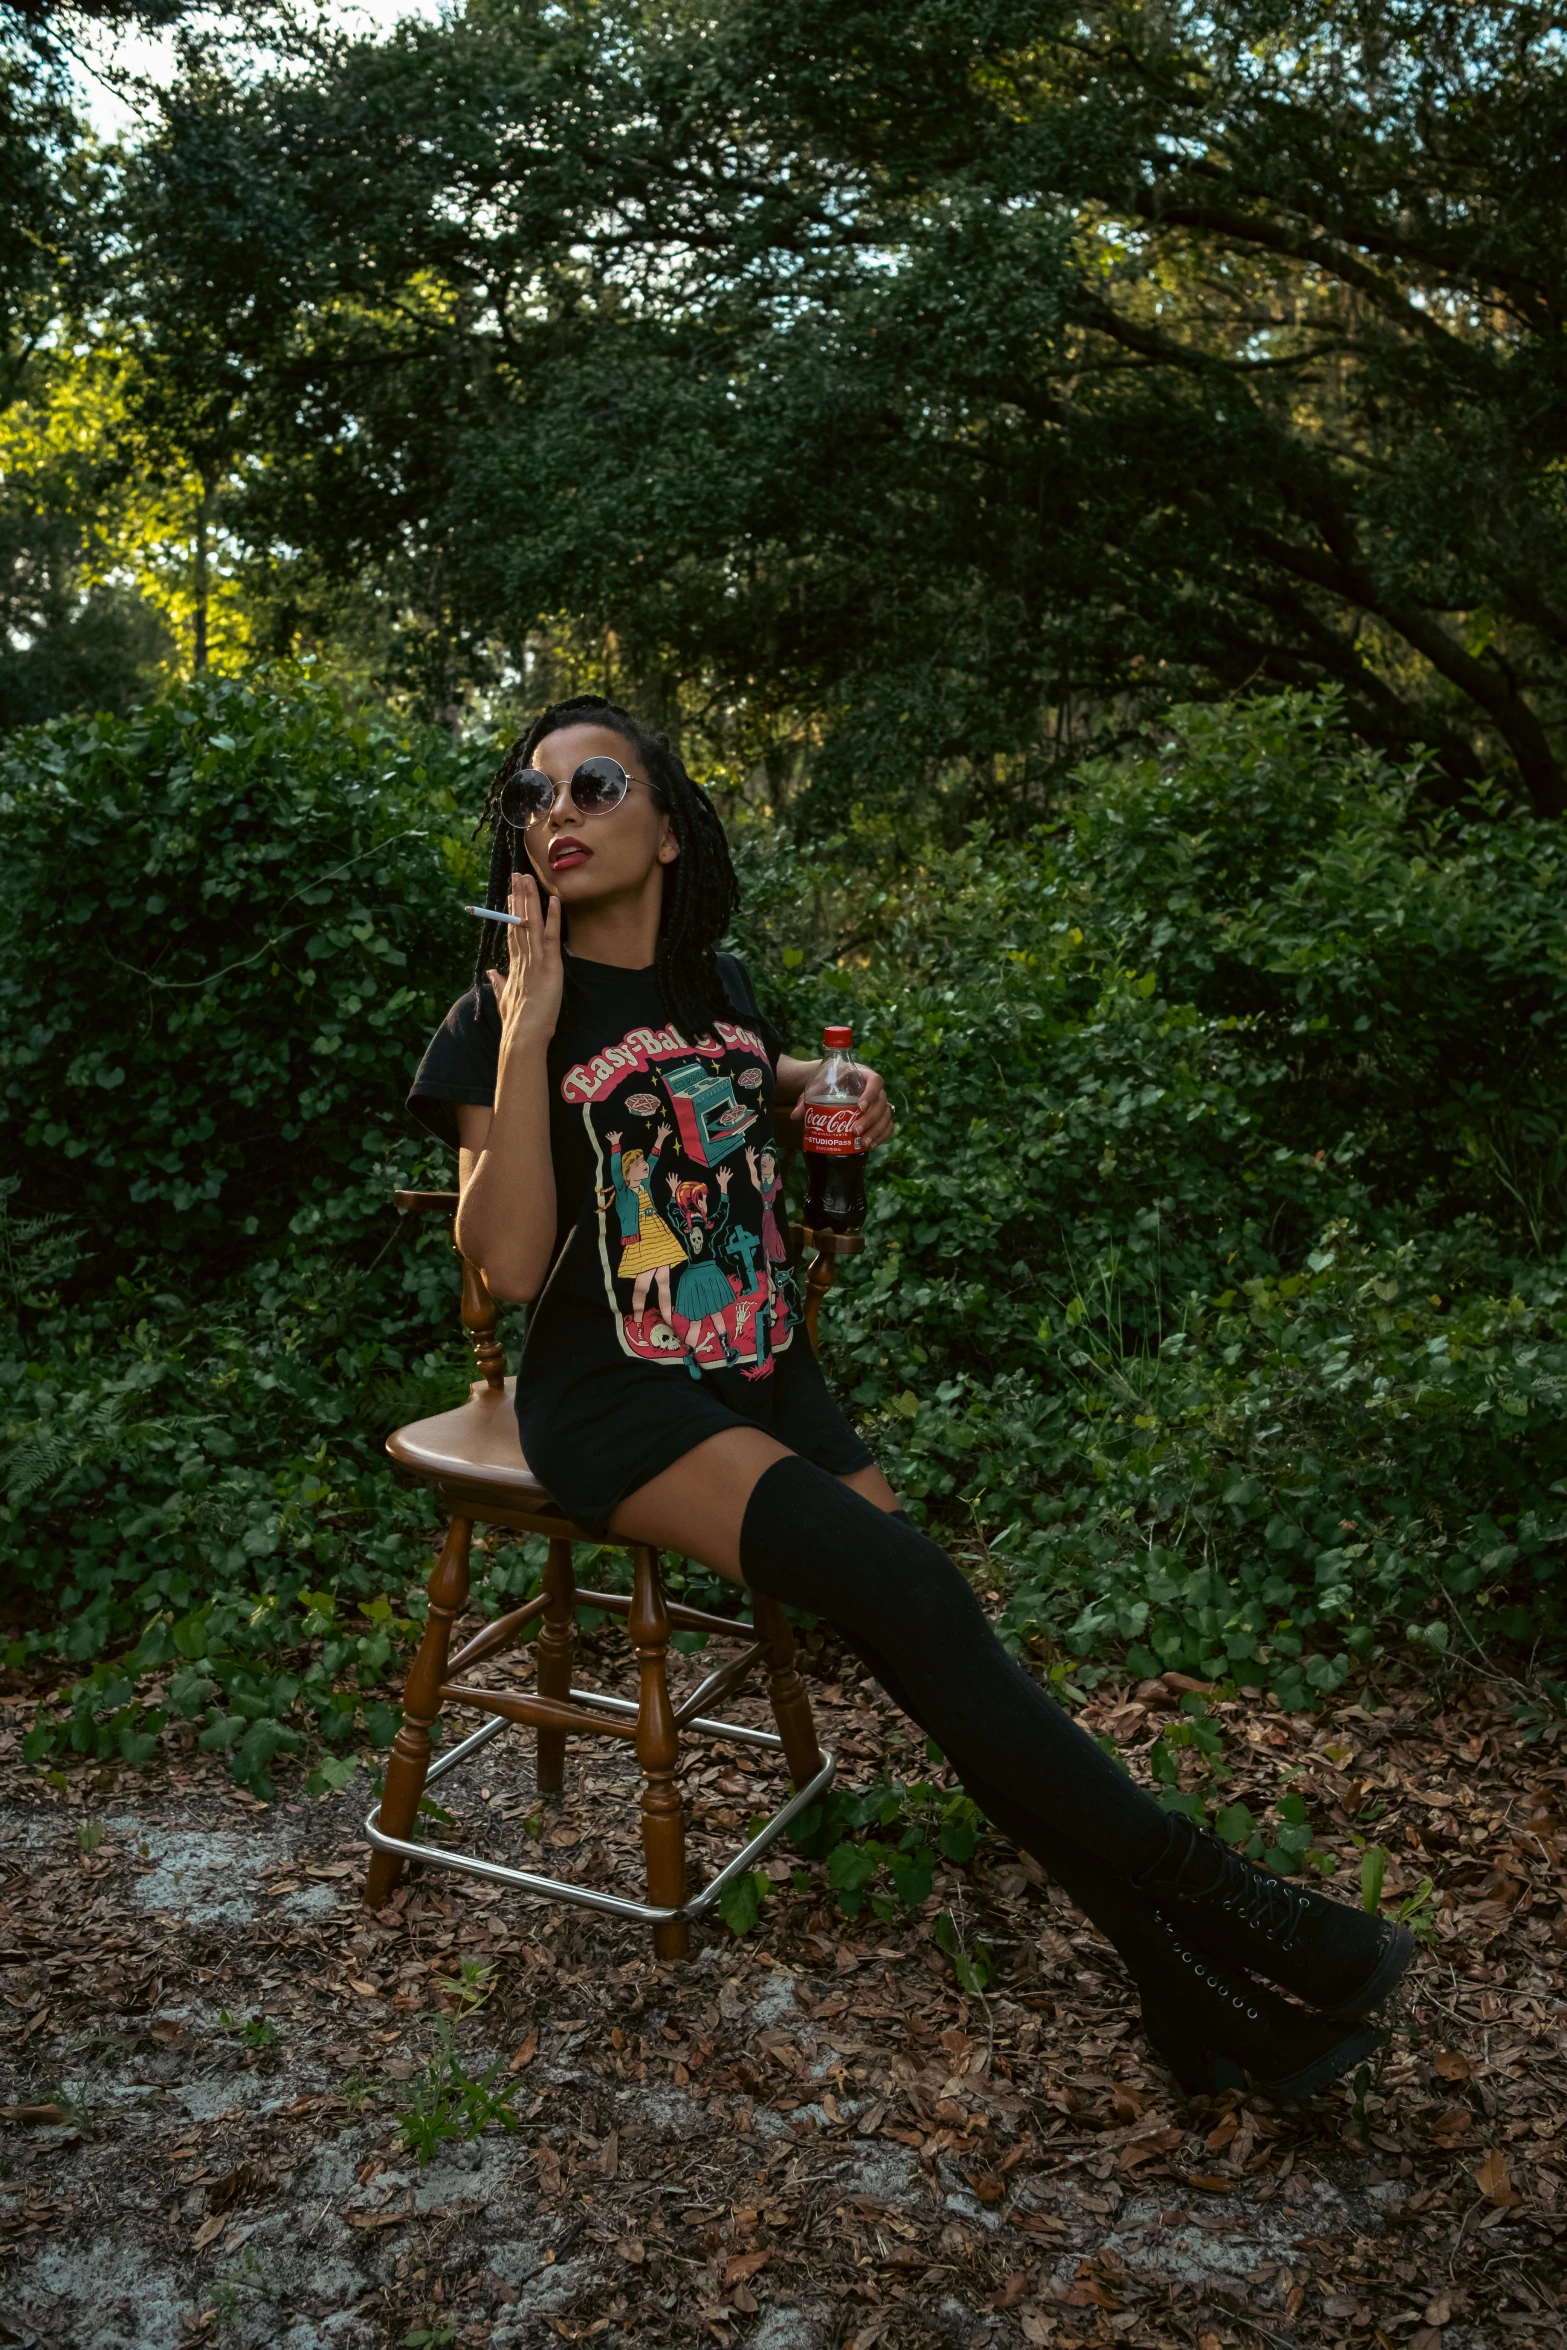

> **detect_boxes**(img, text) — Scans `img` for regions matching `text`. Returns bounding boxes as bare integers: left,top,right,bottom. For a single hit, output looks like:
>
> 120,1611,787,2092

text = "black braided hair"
473,695,740,1046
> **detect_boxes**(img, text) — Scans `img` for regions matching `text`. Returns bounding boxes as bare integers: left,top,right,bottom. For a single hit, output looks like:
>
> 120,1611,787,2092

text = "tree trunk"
192,478,211,674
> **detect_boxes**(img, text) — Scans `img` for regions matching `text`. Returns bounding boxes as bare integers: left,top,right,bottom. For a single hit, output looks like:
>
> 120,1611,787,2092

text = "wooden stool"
362,1190,851,1959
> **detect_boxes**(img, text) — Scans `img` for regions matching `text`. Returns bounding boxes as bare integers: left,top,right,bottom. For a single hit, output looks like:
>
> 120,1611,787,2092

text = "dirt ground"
2,1630,1564,2350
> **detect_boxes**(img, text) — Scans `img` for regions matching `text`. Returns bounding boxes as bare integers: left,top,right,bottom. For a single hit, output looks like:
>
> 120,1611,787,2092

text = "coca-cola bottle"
802,1023,868,1234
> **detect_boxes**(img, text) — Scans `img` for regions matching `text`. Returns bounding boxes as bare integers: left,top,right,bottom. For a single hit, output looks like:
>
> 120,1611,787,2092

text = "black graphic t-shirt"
408,953,799,1384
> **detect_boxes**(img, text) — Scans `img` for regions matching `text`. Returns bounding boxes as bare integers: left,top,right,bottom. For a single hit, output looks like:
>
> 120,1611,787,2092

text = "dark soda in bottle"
803,1023,868,1234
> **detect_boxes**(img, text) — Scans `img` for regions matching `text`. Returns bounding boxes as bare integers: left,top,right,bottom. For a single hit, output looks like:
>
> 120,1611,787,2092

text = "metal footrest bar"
559,1683,785,1752
425,1712,508,1787
363,1722,836,1925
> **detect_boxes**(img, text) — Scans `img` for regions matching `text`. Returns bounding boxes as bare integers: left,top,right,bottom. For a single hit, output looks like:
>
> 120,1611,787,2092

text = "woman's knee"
837,1461,900,1513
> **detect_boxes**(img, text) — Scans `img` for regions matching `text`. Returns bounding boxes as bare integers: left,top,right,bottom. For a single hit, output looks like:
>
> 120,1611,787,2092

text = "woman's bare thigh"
605,1433,898,1582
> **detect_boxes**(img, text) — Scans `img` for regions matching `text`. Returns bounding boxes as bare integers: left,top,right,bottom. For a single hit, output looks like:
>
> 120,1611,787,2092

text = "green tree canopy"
105,0,1565,813
6,3,1566,814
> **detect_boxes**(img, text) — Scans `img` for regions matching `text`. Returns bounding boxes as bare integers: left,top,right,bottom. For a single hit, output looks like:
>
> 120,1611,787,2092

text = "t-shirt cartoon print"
557,1006,796,1375
407,950,800,1385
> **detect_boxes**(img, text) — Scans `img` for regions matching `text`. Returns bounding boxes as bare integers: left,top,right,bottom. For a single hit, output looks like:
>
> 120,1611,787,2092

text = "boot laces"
1157,1909,1261,2020
1207,1838,1309,1950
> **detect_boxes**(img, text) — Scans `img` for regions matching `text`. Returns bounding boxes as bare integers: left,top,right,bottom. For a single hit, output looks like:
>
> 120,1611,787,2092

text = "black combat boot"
1134,1908,1388,2103
1135,1813,1415,2018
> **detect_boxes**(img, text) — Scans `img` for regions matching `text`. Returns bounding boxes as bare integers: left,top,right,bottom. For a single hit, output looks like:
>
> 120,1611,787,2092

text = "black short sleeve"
717,951,786,1069
408,984,501,1148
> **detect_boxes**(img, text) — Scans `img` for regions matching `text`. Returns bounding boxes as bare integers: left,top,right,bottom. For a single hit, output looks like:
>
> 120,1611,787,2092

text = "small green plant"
1391,1874,1438,1940
1147,1700,1333,1872
213,2248,279,2310
1359,1844,1436,1940
779,1775,980,1929
335,2066,375,2120
44,2077,100,2134
443,1958,495,2015
1514,1677,1567,1746
717,1868,771,1936
403,2327,458,2348
397,2019,521,2165
305,1753,358,1798
1148,1694,1230,1821
932,1908,996,1994
75,1822,107,1855
217,2010,277,2050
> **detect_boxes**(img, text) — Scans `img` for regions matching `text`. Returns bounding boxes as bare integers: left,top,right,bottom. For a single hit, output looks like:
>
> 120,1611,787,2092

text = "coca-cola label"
804,1103,861,1156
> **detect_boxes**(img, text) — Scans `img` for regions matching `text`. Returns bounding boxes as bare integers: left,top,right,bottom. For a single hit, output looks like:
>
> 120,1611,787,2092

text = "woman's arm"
453,874,564,1303
773,1052,822,1116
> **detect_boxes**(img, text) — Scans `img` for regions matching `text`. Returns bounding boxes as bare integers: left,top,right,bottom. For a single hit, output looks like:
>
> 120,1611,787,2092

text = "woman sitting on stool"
408,694,1414,2103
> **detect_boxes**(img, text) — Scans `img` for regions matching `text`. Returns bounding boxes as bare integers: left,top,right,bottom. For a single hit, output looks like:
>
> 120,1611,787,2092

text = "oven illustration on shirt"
561,1016,796,1374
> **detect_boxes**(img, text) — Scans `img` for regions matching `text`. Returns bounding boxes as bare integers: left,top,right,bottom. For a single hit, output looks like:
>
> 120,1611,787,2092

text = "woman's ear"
657,817,680,866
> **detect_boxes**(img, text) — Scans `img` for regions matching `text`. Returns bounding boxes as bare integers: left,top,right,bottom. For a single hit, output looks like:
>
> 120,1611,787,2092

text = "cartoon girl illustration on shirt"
606,1124,686,1336
745,1140,789,1267
665,1166,741,1370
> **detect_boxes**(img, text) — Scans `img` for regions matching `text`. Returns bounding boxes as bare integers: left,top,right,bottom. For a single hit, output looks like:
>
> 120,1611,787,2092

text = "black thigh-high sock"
740,1455,1170,1880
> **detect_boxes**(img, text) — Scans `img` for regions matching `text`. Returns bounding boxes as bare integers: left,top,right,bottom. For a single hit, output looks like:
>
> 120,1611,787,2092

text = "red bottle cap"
822,1024,853,1048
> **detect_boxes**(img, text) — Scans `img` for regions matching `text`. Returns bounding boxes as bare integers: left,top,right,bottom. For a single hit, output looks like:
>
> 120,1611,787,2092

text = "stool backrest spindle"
393,1187,506,1390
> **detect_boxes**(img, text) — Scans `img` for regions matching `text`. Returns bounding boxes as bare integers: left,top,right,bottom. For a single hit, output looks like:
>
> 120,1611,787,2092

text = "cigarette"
464,903,525,926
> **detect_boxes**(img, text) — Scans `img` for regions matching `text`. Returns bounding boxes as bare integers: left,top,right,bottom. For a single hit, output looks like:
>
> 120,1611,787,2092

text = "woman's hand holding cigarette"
486,870,564,1052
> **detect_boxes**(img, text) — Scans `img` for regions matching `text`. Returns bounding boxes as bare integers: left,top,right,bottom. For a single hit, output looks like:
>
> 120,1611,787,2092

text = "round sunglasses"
499,754,643,826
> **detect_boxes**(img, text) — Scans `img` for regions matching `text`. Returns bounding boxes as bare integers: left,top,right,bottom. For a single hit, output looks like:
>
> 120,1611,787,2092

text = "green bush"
751,691,1567,1692
5,680,1566,1799
0,669,486,1267
1,675,517,1792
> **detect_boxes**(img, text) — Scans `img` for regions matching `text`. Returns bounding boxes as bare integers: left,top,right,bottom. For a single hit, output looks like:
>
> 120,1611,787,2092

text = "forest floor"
1,1632,1564,2350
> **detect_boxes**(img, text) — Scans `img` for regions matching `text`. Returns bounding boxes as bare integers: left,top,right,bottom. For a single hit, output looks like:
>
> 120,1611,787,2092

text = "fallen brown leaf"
1060,2279,1123,2310
1119,2126,1184,2170
206,2164,264,2212
0,2103,67,2126
1474,2149,1522,2207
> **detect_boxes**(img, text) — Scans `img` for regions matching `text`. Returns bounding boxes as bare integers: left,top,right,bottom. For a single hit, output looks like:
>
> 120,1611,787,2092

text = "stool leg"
365,1514,472,1908
751,1591,825,1787
534,1538,576,1796
629,1545,688,1961
802,1245,837,1355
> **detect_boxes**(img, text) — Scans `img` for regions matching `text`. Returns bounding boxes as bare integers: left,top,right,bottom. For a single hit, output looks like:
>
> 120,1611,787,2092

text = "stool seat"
385,1376,571,1524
